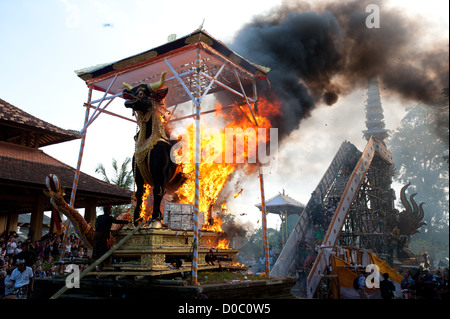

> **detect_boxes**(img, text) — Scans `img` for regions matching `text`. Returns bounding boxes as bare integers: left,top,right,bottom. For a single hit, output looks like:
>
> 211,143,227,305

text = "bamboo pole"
49,222,144,299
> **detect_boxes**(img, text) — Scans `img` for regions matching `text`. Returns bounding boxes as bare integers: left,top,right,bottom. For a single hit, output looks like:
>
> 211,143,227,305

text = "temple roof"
0,141,132,213
0,98,81,148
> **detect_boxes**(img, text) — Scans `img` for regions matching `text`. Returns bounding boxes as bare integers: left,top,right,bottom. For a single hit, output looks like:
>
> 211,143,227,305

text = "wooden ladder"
270,141,357,277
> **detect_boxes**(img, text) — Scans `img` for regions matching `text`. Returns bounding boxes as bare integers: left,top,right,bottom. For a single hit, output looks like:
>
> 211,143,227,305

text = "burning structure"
60,29,280,278
45,0,445,297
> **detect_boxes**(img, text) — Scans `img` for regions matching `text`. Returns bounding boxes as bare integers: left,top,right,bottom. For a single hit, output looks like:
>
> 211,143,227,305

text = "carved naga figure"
389,182,427,258
122,72,183,225
397,182,427,236
43,174,115,250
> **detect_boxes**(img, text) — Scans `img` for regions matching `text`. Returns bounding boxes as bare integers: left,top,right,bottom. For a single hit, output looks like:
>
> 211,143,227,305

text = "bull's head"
122,71,168,112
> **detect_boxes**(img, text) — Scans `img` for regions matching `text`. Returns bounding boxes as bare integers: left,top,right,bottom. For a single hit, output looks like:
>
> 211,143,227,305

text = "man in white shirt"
8,259,34,299
6,237,17,256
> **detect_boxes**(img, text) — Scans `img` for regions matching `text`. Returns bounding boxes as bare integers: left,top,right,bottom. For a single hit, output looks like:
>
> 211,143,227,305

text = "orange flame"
140,183,152,222
172,97,280,232
216,237,230,249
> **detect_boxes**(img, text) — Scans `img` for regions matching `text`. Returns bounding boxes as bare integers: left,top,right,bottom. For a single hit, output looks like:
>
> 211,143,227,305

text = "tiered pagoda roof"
363,77,388,143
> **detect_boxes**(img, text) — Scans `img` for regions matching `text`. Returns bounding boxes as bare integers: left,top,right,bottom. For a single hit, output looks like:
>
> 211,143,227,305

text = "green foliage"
95,157,133,190
388,103,449,230
247,226,282,259
95,157,133,216
387,99,449,263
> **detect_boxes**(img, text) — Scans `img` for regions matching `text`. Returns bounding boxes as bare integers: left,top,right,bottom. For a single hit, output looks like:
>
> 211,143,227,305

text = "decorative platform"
98,227,241,275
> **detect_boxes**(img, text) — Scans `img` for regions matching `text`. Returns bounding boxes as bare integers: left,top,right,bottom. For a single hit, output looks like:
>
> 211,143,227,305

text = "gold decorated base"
106,228,240,274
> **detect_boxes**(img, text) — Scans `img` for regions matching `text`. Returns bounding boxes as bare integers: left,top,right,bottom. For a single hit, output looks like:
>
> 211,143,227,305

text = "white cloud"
60,0,80,28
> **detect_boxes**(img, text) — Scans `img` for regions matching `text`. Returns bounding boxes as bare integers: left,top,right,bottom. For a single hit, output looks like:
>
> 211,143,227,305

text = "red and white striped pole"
258,162,270,276
59,86,93,262
70,86,93,206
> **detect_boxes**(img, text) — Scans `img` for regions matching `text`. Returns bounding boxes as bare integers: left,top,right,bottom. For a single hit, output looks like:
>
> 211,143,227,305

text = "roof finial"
199,18,205,30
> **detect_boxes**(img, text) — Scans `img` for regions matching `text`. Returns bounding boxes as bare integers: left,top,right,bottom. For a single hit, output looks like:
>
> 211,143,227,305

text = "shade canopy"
256,192,305,216
76,29,269,108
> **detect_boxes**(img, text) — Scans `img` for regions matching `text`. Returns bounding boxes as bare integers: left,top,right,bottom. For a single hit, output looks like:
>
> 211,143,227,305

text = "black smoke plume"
229,0,449,140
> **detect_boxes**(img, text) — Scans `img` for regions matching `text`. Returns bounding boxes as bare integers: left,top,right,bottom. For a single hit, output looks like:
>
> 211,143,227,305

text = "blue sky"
1,0,448,229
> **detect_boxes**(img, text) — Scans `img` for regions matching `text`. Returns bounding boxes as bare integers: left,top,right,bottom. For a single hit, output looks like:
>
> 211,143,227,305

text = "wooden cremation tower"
270,77,403,298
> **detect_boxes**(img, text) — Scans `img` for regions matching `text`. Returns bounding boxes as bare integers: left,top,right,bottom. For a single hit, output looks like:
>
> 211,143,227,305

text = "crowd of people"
0,230,89,299
292,185,450,300
399,267,449,299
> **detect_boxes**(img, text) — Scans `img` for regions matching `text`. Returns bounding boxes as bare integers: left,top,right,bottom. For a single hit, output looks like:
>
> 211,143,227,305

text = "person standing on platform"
93,206,129,270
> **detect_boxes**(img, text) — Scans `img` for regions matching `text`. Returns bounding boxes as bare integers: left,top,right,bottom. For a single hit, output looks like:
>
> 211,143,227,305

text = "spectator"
380,272,396,299
6,256,14,271
34,265,46,278
0,270,5,298
313,225,324,245
355,271,368,299
3,269,15,298
8,259,34,299
77,246,85,258
13,242,36,267
437,270,449,300
51,236,62,257
15,241,23,255
0,243,6,259
5,237,17,256
304,252,316,274
401,271,414,299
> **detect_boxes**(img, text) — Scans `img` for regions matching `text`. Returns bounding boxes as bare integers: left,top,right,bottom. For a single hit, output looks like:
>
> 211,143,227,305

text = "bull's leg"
149,143,172,221
152,185,164,220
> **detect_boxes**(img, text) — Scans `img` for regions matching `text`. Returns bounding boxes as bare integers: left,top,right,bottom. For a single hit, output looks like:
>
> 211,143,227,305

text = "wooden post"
6,212,18,235
29,195,45,241
84,201,97,229
0,215,7,235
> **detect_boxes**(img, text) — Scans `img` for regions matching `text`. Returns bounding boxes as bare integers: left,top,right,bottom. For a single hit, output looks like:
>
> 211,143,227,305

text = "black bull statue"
123,72,184,225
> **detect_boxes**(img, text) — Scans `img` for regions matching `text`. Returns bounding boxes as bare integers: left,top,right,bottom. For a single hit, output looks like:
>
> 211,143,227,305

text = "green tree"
247,226,282,270
388,101,449,262
95,157,134,216
95,157,133,189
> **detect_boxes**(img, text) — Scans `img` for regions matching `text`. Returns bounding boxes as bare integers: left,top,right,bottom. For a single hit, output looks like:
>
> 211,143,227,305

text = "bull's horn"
149,71,167,91
123,82,134,90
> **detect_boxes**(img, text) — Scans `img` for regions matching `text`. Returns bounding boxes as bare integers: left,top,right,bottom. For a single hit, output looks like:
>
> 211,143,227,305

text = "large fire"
139,98,280,239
